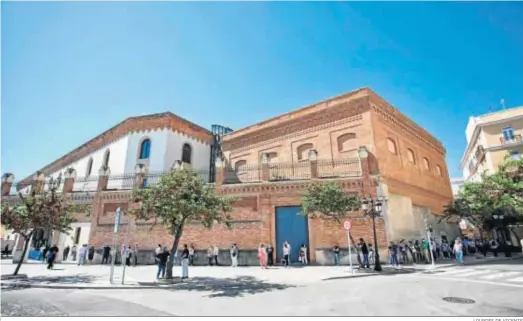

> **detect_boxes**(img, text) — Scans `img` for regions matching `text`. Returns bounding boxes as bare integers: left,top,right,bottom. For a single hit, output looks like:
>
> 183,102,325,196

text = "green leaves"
128,168,237,233
442,156,523,230
301,182,361,223
0,175,79,239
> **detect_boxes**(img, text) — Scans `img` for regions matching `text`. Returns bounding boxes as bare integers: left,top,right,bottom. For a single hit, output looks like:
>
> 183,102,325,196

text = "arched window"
182,143,192,164
407,148,416,164
86,158,93,176
387,138,397,155
297,143,314,161
337,133,357,152
139,139,151,159
436,165,442,176
423,157,430,170
102,149,110,168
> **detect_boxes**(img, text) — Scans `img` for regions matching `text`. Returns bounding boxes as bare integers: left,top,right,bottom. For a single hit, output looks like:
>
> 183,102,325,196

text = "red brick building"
3,87,459,265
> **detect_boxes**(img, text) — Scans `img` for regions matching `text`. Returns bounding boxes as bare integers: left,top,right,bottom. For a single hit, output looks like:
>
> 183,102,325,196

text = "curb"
432,255,522,270
0,281,170,290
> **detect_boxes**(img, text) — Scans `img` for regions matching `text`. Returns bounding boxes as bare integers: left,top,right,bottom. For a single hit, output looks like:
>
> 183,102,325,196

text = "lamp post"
361,196,386,272
492,214,511,257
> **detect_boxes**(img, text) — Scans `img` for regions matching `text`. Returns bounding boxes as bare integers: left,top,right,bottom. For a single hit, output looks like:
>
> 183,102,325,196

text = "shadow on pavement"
1,274,98,292
163,275,295,298
322,268,417,282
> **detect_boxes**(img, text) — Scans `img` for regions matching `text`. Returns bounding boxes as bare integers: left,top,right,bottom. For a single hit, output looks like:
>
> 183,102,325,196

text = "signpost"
109,207,121,284
343,219,354,274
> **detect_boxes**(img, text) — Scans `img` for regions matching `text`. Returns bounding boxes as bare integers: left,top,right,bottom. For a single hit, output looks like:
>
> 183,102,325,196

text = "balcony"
500,134,522,145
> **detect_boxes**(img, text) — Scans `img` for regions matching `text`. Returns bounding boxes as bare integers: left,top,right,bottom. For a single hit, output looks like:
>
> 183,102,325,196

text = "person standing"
78,244,87,266
421,239,430,264
258,244,267,269
181,244,190,280
453,238,464,265
102,244,111,264
333,245,340,266
71,245,77,261
230,244,238,267
359,239,370,268
212,245,219,266
388,242,399,267
267,244,274,267
368,243,375,266
156,247,169,279
189,244,195,266
42,245,49,263
490,239,499,257
47,244,59,270
63,245,70,262
88,246,95,264
207,246,213,266
124,246,132,266
283,241,291,267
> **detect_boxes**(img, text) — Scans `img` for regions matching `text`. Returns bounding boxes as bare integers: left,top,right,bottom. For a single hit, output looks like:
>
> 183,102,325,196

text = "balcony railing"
5,158,364,196
500,134,522,145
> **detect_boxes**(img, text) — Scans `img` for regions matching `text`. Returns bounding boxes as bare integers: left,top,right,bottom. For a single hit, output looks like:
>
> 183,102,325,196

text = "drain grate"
442,297,475,304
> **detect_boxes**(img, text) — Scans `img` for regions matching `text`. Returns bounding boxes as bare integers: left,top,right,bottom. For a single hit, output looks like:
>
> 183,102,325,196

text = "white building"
450,177,465,199
10,112,223,261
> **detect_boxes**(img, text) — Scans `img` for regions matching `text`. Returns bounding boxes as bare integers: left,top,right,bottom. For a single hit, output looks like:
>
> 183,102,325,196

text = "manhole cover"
442,297,475,304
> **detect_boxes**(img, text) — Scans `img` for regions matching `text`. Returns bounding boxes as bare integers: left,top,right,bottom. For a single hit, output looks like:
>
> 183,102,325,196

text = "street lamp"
361,196,386,272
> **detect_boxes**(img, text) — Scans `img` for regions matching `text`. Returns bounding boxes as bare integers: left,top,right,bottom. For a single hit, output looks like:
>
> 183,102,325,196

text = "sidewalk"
1,253,521,290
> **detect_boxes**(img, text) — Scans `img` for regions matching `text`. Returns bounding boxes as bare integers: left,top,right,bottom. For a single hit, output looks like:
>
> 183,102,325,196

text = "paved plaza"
2,256,523,316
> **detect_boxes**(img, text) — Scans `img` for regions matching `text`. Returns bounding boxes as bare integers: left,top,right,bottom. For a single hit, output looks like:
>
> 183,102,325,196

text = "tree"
0,175,80,275
441,157,523,241
128,167,237,279
300,182,363,267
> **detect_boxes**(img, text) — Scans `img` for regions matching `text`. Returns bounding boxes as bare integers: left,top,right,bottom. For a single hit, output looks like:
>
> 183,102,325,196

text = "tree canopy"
1,175,82,275
128,167,237,278
442,156,523,238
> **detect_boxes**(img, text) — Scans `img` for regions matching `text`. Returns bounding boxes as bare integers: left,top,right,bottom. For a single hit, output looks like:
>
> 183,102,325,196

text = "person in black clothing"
267,244,274,266
333,245,341,265
156,247,170,279
88,246,95,264
63,245,70,261
47,245,59,269
359,238,370,268
42,245,50,263
102,244,111,264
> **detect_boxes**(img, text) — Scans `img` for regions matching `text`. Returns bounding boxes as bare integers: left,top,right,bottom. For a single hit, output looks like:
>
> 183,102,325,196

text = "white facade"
18,128,212,193
450,178,464,198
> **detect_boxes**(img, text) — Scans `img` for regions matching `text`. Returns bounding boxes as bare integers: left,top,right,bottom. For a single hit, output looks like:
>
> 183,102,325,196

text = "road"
2,258,523,316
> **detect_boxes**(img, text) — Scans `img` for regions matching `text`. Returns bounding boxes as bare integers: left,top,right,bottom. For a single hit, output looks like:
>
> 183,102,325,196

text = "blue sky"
2,2,523,180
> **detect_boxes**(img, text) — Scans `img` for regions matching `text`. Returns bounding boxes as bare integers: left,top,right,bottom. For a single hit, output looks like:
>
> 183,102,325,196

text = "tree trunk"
166,225,184,279
348,232,363,268
13,235,31,276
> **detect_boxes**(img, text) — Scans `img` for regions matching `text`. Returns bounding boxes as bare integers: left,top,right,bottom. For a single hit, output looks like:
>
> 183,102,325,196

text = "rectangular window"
502,127,515,141
143,178,149,187
510,151,521,160
74,227,81,245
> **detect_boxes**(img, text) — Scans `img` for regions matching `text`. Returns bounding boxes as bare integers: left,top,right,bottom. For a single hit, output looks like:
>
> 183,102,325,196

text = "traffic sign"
343,219,352,231
114,207,121,233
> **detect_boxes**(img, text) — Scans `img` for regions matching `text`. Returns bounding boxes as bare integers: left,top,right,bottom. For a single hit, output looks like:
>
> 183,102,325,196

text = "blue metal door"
275,206,309,264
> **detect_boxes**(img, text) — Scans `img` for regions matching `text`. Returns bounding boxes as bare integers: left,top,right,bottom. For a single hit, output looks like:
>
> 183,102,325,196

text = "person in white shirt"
212,245,219,266
230,244,238,267
283,241,291,267
78,244,87,266
453,238,464,265
155,244,162,263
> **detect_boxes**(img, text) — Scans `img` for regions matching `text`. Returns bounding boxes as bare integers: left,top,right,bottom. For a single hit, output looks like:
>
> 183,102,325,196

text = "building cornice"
221,95,371,151
17,113,214,188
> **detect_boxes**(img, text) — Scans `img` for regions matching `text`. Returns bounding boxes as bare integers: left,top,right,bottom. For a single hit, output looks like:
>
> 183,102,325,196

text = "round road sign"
343,220,352,231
